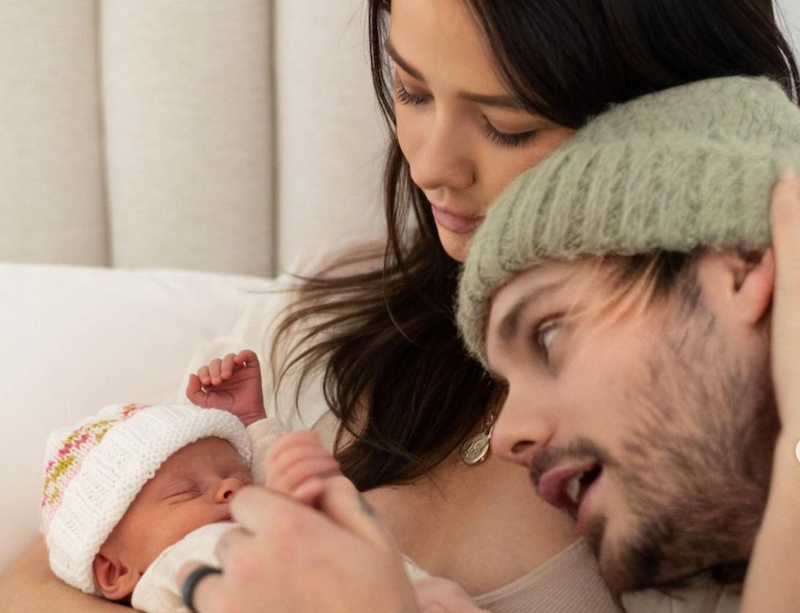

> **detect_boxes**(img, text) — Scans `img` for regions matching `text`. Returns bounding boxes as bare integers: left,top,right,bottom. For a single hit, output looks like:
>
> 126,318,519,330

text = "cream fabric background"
0,0,385,275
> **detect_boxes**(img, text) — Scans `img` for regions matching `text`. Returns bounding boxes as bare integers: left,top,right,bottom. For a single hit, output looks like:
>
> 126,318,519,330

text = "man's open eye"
534,319,561,365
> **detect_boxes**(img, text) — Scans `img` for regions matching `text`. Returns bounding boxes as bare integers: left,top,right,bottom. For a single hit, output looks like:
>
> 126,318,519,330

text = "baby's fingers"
196,365,211,387
268,455,341,495
220,353,237,380
207,358,223,385
234,349,259,368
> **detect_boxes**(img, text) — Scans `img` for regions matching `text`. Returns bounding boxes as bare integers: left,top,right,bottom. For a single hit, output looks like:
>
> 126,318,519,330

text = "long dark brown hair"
273,0,799,492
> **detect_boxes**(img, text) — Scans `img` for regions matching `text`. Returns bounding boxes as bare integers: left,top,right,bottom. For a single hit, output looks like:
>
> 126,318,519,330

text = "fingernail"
782,167,798,182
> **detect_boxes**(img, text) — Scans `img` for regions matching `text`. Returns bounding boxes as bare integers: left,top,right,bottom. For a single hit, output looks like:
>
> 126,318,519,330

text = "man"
457,75,800,610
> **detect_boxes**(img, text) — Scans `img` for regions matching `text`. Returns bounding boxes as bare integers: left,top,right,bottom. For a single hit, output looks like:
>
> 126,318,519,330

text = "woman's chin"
437,227,475,263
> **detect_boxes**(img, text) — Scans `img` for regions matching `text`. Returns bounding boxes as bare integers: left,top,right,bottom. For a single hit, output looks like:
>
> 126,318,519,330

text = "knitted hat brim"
457,76,800,366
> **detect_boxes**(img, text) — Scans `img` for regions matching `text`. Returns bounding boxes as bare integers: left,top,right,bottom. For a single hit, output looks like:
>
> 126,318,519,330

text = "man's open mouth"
536,461,603,517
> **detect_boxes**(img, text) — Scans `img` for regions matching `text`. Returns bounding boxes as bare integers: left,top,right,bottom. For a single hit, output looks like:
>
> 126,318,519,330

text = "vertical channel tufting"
0,0,107,266
102,0,273,275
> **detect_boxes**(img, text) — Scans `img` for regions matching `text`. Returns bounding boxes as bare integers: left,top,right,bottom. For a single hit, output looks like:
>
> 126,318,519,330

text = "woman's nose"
214,477,246,503
491,389,555,470
408,117,475,192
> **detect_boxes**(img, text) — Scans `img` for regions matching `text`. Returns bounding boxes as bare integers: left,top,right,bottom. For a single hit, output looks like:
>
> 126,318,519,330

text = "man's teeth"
567,475,582,504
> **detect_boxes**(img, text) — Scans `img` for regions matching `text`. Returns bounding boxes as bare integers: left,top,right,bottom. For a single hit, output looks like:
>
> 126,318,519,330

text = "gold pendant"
460,430,491,465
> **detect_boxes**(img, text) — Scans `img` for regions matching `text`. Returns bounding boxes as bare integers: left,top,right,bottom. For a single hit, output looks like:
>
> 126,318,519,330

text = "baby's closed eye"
159,481,202,502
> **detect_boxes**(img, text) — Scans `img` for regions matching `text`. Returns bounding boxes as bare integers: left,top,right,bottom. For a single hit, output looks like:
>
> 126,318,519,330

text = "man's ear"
731,249,774,325
92,551,139,601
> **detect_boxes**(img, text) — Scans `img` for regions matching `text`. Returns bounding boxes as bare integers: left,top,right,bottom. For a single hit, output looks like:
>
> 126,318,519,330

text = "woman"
1,0,797,611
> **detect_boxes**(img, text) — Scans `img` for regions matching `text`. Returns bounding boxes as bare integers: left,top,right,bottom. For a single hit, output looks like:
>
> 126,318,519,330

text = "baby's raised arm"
186,349,266,426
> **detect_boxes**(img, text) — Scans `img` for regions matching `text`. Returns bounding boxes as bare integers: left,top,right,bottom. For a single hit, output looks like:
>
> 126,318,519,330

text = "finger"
771,168,800,299
316,476,399,553
266,430,323,464
221,353,237,379
208,358,223,385
235,349,260,367
290,478,327,507
176,562,226,613
186,374,206,405
214,526,254,569
267,443,337,475
230,485,325,536
197,365,211,386
186,373,201,397
268,457,341,494
230,484,399,564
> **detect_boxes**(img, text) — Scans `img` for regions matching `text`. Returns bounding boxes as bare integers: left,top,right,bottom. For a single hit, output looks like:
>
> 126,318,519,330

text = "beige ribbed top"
472,539,620,613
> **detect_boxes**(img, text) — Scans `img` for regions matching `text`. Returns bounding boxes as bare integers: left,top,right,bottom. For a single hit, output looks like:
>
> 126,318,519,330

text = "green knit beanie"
457,76,800,364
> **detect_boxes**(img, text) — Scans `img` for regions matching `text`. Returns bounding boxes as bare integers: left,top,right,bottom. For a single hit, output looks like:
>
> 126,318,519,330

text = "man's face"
485,256,777,592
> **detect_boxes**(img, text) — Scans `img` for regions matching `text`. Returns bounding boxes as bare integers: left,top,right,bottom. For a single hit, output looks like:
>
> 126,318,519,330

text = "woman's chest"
362,455,578,595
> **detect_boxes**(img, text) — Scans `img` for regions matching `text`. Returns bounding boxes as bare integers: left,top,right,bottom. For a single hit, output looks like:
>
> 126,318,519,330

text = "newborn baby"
40,350,345,612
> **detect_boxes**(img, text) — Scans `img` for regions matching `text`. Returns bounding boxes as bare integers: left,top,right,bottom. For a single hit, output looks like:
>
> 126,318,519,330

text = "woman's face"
388,0,576,262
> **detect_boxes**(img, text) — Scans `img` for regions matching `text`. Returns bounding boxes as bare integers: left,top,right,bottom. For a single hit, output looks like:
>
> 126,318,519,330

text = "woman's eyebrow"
385,39,526,110
458,91,525,110
385,39,425,81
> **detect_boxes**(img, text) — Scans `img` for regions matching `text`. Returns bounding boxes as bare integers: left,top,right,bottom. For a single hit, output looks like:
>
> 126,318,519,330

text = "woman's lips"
429,202,484,234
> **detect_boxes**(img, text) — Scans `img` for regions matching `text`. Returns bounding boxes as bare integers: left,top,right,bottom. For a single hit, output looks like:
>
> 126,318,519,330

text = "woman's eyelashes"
482,119,538,147
394,77,538,148
395,78,430,106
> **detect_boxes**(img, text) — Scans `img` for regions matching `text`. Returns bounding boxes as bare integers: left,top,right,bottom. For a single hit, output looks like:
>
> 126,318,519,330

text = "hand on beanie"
768,169,800,438
186,349,266,427
264,430,342,507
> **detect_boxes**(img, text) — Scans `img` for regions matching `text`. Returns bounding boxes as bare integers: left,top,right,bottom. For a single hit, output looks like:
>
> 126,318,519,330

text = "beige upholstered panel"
0,0,107,266
274,0,387,272
102,0,274,275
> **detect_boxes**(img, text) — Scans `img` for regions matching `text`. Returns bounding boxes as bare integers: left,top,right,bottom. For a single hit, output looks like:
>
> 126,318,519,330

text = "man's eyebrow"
495,281,565,345
385,39,526,111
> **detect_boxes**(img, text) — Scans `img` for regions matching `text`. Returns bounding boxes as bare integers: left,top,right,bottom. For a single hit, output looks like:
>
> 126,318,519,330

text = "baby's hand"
186,349,266,427
265,430,342,508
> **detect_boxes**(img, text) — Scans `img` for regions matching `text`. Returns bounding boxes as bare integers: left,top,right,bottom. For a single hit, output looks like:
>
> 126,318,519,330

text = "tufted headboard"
0,0,386,276
2,1,800,276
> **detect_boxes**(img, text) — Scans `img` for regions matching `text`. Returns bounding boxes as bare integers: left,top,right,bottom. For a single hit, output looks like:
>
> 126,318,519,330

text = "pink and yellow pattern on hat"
40,403,148,536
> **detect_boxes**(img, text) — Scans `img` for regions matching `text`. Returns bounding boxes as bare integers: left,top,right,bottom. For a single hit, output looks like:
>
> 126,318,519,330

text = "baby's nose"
214,477,246,503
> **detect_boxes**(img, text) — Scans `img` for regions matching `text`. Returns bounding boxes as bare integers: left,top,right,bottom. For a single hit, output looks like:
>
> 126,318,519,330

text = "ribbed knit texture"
458,77,800,364
41,403,251,595
473,540,620,613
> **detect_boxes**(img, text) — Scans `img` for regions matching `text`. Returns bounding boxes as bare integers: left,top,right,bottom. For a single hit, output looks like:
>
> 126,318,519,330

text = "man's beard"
609,307,778,592
534,304,779,593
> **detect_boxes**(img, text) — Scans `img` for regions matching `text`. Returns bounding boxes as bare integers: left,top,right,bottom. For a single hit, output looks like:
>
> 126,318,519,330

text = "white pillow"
0,263,274,572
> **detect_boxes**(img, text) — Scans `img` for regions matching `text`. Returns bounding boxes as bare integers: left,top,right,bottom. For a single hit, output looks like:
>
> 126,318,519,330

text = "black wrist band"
181,565,222,613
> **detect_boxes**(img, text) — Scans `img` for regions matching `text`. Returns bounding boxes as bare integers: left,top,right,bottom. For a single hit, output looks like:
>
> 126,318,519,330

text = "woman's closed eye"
394,74,539,148
395,77,430,106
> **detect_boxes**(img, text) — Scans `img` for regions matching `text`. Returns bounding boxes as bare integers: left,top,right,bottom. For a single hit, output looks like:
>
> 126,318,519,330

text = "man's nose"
214,477,246,503
491,388,556,469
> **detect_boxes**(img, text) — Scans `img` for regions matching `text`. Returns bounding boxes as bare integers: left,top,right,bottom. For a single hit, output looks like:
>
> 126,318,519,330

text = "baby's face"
98,437,251,592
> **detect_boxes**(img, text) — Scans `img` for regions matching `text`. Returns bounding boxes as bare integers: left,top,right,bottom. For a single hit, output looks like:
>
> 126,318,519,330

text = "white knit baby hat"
40,403,252,594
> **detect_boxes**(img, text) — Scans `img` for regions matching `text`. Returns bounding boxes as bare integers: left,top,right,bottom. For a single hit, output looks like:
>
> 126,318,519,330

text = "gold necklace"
459,410,497,465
